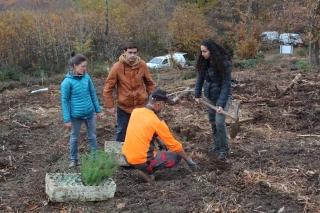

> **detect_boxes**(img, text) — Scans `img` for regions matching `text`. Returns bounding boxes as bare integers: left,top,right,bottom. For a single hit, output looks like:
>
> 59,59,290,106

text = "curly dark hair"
195,39,230,79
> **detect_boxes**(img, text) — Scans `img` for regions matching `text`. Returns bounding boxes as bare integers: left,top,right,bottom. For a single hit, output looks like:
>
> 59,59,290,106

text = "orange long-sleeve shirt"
122,107,183,165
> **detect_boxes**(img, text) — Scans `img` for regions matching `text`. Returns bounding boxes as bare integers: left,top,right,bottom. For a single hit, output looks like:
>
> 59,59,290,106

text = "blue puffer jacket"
61,72,101,123
194,59,232,108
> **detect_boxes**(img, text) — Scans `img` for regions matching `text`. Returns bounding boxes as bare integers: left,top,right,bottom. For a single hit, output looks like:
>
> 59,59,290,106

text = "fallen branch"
239,118,254,122
277,74,302,98
297,134,320,138
226,117,254,125
240,99,271,103
12,120,30,128
171,87,193,103
29,122,53,129
0,118,8,122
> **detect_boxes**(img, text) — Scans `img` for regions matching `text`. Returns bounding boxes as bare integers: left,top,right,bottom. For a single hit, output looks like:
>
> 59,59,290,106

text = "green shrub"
0,63,23,81
297,60,309,70
0,72,5,81
233,58,262,70
81,150,118,186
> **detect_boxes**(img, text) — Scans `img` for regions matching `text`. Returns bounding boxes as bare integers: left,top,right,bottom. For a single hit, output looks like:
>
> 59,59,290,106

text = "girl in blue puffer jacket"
194,39,232,160
61,53,102,168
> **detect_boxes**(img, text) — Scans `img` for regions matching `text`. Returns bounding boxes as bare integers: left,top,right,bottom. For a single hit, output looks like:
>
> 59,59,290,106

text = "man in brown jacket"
103,41,155,142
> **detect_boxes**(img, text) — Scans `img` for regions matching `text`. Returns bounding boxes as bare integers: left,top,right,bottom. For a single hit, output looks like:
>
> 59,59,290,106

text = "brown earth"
0,50,320,213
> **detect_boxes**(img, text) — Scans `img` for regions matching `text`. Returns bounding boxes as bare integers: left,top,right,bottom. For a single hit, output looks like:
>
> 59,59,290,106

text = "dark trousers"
132,151,182,174
116,107,131,142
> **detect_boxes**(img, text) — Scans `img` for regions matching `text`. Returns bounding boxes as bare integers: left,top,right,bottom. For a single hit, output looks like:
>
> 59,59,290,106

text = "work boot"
69,160,77,169
208,147,220,154
134,170,155,184
218,152,228,160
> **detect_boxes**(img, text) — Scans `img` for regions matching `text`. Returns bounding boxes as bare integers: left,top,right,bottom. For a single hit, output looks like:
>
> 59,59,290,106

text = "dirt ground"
1,49,320,213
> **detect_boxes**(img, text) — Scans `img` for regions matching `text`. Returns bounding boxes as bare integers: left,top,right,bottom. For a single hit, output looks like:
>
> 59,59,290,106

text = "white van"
147,52,187,69
279,33,303,46
260,31,279,43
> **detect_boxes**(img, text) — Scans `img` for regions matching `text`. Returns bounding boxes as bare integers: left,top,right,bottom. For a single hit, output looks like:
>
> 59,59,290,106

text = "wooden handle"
200,100,239,122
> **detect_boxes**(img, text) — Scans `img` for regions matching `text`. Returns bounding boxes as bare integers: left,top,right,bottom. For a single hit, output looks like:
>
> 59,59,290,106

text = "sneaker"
134,170,155,184
76,160,81,166
208,147,220,154
218,152,228,159
69,160,77,169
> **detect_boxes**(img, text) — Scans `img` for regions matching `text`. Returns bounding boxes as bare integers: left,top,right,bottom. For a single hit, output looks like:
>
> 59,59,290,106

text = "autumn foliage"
0,0,319,79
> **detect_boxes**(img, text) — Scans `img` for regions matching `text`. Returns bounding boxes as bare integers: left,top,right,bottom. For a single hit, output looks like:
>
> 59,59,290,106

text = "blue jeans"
206,96,232,154
70,115,97,161
116,107,131,142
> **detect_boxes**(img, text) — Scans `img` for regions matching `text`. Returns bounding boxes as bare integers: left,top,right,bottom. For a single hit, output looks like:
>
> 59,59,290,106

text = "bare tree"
105,0,111,63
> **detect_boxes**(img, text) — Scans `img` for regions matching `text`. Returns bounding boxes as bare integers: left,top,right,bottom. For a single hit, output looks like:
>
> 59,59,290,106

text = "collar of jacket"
120,55,141,75
67,68,85,78
146,104,158,115
120,54,141,66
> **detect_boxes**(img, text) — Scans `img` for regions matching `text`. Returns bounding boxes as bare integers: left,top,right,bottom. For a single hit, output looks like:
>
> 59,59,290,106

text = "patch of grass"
188,60,196,65
297,60,309,70
180,68,196,80
81,150,118,186
233,51,265,70
295,48,307,57
233,58,262,70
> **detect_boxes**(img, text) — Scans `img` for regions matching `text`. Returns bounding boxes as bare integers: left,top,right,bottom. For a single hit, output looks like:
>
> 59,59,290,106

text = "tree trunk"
35,15,47,65
309,41,313,66
105,0,111,63
247,0,251,39
314,39,319,65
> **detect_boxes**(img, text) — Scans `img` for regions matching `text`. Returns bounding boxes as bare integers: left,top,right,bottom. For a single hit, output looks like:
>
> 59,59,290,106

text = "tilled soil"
1,52,320,212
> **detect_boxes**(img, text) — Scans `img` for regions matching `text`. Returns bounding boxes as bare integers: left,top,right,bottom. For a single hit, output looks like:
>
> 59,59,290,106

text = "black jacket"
194,59,232,108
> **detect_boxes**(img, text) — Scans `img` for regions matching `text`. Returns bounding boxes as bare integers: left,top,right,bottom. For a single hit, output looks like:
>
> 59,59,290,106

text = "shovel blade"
230,122,240,139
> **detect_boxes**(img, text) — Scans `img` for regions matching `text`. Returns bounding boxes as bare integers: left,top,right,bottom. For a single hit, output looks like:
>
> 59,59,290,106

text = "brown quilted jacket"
103,55,155,113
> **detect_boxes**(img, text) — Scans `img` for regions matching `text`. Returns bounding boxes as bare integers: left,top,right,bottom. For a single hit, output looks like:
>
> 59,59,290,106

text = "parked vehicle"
279,33,303,46
260,31,279,43
147,52,187,69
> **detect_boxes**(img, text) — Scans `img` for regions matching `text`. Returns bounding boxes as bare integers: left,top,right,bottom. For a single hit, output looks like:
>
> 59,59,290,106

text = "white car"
279,33,303,46
260,31,279,43
147,52,187,69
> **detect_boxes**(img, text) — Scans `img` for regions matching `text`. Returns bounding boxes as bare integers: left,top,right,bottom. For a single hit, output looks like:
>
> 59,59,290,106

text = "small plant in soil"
80,150,118,186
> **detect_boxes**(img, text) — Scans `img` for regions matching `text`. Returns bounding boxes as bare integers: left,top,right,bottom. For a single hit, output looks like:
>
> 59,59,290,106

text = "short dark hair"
123,41,139,52
150,88,174,104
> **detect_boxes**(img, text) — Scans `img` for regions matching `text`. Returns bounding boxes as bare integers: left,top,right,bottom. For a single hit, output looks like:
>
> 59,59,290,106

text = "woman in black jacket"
194,39,232,159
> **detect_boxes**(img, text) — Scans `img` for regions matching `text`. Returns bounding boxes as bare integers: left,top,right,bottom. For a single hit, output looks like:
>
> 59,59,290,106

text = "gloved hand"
186,159,200,172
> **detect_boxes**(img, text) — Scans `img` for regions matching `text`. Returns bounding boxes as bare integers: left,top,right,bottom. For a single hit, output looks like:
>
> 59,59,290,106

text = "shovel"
200,99,240,139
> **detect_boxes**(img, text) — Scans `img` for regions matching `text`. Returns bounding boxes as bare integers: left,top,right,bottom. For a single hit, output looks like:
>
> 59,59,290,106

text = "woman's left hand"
96,112,103,120
217,106,224,114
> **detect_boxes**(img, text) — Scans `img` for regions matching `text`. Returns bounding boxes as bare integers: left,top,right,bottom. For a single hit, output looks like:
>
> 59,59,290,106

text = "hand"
195,98,201,104
217,106,224,114
186,159,200,172
65,122,72,130
96,112,103,120
107,107,116,116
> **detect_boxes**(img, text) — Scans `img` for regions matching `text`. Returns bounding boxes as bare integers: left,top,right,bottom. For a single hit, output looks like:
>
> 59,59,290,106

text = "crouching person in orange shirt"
122,88,199,183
